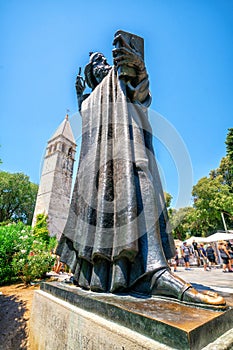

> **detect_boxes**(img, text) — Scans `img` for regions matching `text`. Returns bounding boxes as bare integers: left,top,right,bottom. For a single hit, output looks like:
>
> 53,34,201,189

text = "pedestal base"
29,282,233,350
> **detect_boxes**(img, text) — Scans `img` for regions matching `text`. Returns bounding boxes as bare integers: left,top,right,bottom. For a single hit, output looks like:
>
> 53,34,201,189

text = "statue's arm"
77,93,90,112
75,74,90,111
126,78,152,107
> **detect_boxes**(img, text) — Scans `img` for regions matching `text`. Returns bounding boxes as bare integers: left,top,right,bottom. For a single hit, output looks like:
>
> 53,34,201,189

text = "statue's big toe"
182,288,225,306
152,268,226,306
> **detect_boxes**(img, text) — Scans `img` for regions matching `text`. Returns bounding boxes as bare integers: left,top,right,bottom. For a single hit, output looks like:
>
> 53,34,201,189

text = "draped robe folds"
56,68,175,293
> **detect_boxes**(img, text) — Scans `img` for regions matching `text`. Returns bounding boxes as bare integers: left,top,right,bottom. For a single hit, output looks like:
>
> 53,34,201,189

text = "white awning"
184,236,208,245
205,231,233,242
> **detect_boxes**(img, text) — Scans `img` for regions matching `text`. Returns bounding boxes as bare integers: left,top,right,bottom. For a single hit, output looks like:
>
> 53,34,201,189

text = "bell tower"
33,114,76,239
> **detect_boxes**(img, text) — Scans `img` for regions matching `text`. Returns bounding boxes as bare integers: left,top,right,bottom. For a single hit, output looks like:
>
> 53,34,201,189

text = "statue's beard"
93,65,111,83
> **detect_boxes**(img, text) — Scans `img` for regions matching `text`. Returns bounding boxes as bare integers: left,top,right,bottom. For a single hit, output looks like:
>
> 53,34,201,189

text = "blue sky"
1,0,232,208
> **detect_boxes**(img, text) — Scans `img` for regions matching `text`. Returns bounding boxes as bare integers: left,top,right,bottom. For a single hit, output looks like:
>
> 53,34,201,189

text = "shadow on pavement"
0,294,28,350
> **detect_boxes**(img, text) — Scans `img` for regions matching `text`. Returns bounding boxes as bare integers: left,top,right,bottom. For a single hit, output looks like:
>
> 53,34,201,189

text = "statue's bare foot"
152,269,226,306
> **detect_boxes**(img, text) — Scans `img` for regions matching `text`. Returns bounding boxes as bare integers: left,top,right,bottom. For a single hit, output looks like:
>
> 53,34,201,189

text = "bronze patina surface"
55,30,226,308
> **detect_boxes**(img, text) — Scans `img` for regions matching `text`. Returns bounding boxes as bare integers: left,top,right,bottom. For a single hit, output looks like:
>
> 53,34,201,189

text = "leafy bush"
12,238,56,285
0,215,57,285
0,222,31,284
32,213,50,242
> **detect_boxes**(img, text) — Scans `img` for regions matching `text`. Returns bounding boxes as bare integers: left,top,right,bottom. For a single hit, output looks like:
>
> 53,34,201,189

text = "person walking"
181,242,191,270
218,241,233,273
192,240,201,266
199,244,209,271
226,241,233,268
173,247,179,272
206,243,217,268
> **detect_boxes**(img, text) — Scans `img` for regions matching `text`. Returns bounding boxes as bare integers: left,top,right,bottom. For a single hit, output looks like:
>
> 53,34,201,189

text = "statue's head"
84,52,111,90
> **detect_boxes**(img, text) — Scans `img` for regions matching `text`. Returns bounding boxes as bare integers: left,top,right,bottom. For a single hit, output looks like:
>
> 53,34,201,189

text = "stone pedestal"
29,282,233,350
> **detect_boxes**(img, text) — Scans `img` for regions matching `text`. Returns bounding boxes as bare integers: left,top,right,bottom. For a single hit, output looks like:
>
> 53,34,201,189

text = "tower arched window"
68,147,72,157
53,143,58,152
48,145,52,155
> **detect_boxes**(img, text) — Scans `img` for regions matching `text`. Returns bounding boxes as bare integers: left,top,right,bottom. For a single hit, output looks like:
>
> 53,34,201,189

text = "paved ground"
173,265,233,306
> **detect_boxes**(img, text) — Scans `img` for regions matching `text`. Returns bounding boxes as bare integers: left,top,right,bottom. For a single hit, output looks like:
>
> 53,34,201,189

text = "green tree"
0,171,38,224
170,128,233,237
210,156,233,189
226,128,233,161
32,213,50,242
170,207,194,241
211,128,233,189
164,191,173,217
164,192,172,208
192,175,233,235
224,128,233,190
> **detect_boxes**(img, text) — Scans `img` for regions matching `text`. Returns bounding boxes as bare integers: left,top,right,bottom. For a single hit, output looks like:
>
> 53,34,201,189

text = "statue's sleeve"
77,93,90,112
126,77,152,107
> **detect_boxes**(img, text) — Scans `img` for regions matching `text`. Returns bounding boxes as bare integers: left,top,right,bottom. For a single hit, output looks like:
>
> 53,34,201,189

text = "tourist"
192,240,198,256
226,241,233,268
206,243,217,268
173,247,179,272
181,242,191,270
199,244,209,271
217,241,233,272
192,240,200,266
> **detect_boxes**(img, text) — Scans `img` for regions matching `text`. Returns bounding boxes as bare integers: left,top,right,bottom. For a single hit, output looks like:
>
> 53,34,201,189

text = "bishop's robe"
56,68,175,293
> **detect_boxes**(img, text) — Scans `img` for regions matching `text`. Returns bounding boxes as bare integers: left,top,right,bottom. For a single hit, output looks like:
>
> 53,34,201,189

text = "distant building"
32,115,76,239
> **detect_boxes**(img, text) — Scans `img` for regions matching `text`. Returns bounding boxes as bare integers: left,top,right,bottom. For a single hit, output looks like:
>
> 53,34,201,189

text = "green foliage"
0,216,57,285
12,238,56,285
220,128,233,191
0,171,38,224
226,128,233,162
210,156,233,189
170,207,195,241
164,192,172,210
0,222,31,284
191,175,233,235
32,213,50,243
170,128,233,238
209,129,233,191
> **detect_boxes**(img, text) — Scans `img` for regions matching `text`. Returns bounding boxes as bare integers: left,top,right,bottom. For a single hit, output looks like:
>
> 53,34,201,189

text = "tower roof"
49,115,76,144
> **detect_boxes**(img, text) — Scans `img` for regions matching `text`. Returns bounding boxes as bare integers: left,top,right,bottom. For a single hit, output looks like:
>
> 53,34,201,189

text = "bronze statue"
56,31,225,307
